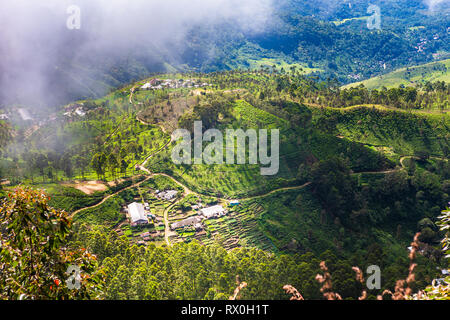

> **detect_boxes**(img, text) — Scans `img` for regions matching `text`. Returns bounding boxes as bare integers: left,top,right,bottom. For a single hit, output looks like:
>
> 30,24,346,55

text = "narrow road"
71,150,444,233
135,115,173,168
399,155,447,168
70,175,151,218
353,169,399,175
237,182,312,201
304,102,449,115
129,86,137,104
140,136,172,168
162,198,183,246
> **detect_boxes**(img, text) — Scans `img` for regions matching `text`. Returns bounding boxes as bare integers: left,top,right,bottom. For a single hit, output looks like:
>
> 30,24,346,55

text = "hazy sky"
0,0,273,107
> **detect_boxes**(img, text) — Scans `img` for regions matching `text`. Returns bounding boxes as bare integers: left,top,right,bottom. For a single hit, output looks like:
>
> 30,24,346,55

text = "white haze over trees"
0,0,273,107
0,0,447,108
424,0,447,11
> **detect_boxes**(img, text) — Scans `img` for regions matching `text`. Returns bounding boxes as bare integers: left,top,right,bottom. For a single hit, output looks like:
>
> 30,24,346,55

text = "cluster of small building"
348,74,362,81
415,38,428,53
127,190,178,226
139,78,211,91
122,192,240,244
170,204,227,230
435,269,450,286
171,215,204,231
170,200,240,231
155,189,178,201
415,35,440,53
63,103,86,118
432,52,445,60
1,108,57,125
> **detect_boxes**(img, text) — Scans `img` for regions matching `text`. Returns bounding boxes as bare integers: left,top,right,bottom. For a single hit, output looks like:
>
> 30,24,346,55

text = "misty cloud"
0,0,273,107
423,0,447,11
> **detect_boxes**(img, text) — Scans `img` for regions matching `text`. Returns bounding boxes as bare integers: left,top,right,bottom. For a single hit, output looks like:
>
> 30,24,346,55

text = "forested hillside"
1,68,448,299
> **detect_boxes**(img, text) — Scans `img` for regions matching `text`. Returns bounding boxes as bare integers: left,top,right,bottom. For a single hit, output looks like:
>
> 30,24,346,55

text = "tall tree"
91,153,107,180
107,153,119,179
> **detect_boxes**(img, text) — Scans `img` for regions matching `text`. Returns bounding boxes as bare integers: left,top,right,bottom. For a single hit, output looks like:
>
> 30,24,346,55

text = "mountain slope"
343,59,450,89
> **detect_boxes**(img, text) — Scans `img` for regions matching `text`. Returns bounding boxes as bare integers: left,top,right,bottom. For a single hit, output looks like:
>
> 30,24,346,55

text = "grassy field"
408,26,425,31
332,16,369,26
37,183,105,213
343,59,450,90
147,99,300,198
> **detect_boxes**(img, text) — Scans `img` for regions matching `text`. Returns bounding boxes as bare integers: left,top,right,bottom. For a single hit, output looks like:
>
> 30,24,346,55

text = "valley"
1,0,449,302
1,70,448,267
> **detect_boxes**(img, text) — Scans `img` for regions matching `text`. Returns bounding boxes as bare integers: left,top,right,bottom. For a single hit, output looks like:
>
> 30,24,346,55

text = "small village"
0,106,59,134
118,183,242,247
63,103,86,118
137,78,211,91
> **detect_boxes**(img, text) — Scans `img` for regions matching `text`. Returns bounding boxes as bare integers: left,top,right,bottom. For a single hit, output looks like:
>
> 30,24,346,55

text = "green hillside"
312,105,450,158
344,59,450,90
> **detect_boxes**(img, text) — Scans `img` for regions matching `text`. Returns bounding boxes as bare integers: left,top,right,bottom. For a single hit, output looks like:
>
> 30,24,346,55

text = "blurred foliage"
0,187,103,300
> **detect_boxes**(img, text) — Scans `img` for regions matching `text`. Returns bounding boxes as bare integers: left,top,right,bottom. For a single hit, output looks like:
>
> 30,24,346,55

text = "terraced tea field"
172,201,276,252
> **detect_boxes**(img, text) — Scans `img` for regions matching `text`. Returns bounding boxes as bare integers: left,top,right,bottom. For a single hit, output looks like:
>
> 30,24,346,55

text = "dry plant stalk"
352,266,367,300
377,232,421,300
229,275,247,300
280,232,430,300
283,285,304,300
315,261,342,300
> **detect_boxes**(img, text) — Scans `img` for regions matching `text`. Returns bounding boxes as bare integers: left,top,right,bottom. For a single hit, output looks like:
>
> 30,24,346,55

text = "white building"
171,216,202,230
128,202,148,226
18,108,32,121
229,200,240,206
194,223,203,230
156,190,178,201
200,205,226,219
75,108,86,117
141,83,152,90
165,190,178,200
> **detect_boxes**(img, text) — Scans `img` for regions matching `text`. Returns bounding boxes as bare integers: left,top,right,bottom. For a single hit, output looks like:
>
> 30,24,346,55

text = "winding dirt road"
70,175,151,218
71,96,450,246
